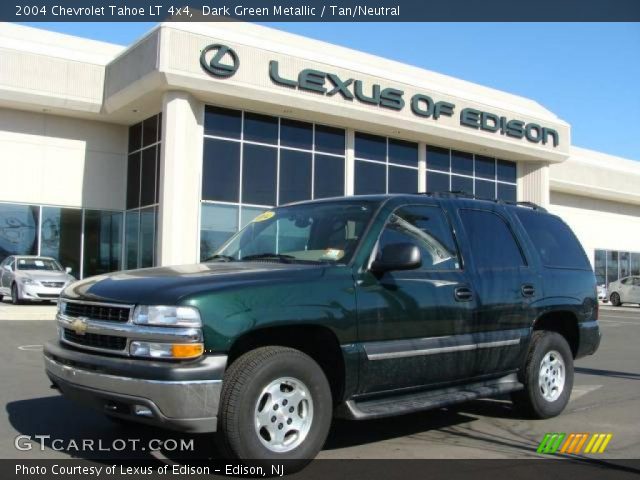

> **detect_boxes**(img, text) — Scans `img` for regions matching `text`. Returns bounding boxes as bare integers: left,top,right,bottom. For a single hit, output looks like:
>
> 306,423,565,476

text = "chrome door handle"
454,287,473,302
521,284,536,297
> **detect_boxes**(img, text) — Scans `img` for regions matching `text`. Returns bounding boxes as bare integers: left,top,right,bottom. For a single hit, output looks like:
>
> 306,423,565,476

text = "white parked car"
608,276,640,306
597,284,608,302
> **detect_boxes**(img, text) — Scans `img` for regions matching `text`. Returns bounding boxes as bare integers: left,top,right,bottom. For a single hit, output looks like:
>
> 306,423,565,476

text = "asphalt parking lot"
0,306,638,461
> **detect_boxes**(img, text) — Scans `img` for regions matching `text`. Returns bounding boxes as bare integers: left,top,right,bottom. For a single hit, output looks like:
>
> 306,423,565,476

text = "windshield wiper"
205,254,236,262
241,253,296,263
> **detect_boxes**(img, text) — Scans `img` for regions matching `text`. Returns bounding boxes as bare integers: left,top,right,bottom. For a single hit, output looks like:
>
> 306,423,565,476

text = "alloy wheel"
254,376,314,453
538,350,565,402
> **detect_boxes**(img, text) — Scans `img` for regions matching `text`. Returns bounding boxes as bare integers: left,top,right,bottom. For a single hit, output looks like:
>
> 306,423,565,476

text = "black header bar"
3,0,640,22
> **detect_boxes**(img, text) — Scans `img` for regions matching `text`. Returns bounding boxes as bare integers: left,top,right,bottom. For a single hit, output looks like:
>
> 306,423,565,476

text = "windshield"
211,200,380,264
16,258,63,271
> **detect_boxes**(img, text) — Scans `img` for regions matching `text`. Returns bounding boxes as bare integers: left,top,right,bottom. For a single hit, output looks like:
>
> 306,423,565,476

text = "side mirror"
371,242,422,273
3,265,11,272
65,267,72,274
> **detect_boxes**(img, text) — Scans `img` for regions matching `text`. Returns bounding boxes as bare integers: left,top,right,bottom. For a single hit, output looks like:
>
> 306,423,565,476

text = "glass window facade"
83,210,123,278
200,105,346,261
595,249,640,285
0,202,122,279
426,146,517,202
0,203,39,261
354,132,419,195
125,114,161,269
41,207,82,277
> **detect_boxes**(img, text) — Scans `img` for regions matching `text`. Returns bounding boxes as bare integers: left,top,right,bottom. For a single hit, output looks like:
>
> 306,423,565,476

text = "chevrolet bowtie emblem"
70,318,88,336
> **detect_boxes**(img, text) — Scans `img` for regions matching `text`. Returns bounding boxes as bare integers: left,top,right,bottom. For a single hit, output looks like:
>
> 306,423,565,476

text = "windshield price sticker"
252,211,275,222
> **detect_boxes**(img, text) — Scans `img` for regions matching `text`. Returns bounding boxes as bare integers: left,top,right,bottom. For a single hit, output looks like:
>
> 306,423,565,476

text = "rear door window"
515,209,591,270
458,209,526,270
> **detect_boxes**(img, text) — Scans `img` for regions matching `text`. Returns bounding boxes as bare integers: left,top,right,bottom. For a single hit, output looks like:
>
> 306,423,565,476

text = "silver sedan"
0,255,75,304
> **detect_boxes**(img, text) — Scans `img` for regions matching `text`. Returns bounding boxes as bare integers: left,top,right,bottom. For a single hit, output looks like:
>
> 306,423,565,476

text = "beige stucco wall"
550,147,640,207
0,108,127,211
0,23,123,115
548,192,640,267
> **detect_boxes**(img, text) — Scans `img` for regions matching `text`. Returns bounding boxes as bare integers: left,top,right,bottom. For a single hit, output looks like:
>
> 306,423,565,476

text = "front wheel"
11,284,22,305
512,331,574,419
217,346,332,467
610,292,622,306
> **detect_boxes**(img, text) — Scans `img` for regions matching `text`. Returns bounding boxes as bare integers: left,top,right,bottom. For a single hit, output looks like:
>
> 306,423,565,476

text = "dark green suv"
44,195,600,462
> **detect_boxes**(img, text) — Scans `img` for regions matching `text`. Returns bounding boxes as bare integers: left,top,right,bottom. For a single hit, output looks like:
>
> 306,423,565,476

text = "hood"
62,261,327,305
17,270,74,283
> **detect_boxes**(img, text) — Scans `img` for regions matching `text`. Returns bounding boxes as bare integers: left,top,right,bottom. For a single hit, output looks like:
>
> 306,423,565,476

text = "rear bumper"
576,321,601,359
44,340,226,433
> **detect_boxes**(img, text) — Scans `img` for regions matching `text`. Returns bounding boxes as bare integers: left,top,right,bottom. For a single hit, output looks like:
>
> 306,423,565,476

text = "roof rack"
412,192,547,212
417,191,475,199
497,200,547,212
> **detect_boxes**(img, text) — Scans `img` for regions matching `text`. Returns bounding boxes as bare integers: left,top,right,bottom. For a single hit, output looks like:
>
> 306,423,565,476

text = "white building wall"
548,191,640,267
0,108,127,211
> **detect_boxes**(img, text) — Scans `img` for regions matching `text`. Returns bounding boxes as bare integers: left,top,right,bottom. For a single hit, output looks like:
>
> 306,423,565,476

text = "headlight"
130,341,204,359
21,278,38,285
58,299,67,314
132,305,202,328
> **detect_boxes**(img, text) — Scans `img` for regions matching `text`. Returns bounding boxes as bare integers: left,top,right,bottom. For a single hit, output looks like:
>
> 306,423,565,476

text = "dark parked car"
44,195,600,465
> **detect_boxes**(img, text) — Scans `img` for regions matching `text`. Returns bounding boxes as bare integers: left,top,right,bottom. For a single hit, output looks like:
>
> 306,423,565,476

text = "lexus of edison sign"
200,44,560,148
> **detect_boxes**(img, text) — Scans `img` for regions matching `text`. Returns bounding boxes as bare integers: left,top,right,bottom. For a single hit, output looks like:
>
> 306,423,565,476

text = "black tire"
610,292,622,306
512,331,574,419
217,346,332,467
11,284,21,305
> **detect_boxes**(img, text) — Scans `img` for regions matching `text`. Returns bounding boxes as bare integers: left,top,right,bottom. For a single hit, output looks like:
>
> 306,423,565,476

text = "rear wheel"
512,331,574,419
217,346,332,468
610,292,622,306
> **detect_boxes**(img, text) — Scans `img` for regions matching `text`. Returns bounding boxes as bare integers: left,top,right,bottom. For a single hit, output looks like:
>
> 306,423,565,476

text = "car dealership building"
0,22,639,286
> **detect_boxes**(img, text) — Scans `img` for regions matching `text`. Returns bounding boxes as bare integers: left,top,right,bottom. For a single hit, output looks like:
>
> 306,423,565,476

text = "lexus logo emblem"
200,44,239,78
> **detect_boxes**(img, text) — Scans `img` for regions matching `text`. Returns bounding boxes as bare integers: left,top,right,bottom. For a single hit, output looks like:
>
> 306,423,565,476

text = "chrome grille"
42,281,65,288
63,328,127,351
63,301,131,322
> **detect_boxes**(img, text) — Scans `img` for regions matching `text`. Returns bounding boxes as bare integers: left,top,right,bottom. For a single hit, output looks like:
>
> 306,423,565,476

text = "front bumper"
44,340,227,432
20,284,64,300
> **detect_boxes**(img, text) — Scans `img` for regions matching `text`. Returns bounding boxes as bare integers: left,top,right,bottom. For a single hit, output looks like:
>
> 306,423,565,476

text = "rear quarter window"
515,209,591,270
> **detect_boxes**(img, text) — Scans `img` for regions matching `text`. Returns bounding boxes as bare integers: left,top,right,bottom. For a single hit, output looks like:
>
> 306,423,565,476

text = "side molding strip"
363,328,527,361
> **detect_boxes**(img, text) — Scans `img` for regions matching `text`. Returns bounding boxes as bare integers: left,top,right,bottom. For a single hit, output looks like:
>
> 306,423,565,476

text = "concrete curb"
0,302,57,321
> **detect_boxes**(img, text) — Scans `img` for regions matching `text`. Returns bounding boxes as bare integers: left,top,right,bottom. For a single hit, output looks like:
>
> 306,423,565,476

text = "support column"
517,161,550,207
157,91,203,266
345,129,355,196
418,142,427,193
